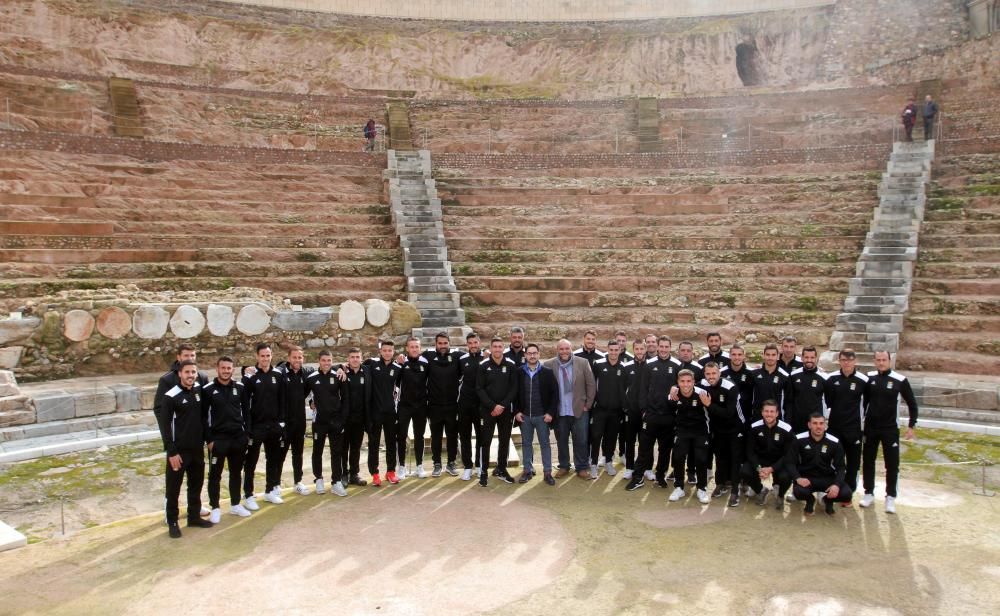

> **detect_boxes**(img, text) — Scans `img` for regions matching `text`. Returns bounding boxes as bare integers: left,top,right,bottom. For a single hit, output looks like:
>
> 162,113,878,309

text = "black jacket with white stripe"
202,378,249,442
789,431,846,484
701,377,742,435
592,357,629,411
640,355,683,417
864,370,919,431
824,369,868,438
157,382,204,456
670,387,711,437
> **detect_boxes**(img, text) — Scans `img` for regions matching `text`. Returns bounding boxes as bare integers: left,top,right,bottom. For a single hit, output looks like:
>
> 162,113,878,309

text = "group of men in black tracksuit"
155,332,919,536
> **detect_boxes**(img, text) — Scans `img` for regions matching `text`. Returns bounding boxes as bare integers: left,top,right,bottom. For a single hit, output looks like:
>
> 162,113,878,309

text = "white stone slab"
206,304,235,336
236,304,271,335
132,306,170,339
0,520,26,552
365,298,392,327
63,309,96,342
338,300,366,331
169,305,206,339
96,306,131,339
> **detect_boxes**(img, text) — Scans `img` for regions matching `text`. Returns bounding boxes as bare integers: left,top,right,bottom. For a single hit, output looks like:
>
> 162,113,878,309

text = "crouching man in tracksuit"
156,360,212,538
307,349,349,497
790,412,853,515
203,356,252,522
667,370,713,504
741,399,795,509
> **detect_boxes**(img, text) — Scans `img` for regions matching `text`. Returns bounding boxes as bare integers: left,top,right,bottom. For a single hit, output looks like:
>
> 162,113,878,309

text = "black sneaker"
711,484,729,498
491,467,500,477
479,471,488,487
168,522,182,538
349,475,368,486
655,476,669,489
432,463,443,477
775,491,786,510
497,472,515,484
728,491,740,507
804,496,815,515
187,517,213,528
445,462,459,476
626,477,645,491
825,497,836,515
755,487,770,506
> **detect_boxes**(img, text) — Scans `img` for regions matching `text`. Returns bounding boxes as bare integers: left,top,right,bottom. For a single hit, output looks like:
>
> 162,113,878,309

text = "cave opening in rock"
735,42,761,86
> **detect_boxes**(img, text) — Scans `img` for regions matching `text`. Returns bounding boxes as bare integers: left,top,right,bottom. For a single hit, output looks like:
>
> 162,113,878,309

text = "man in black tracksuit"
397,338,430,477
307,349,349,496
676,341,705,484
749,344,790,422
702,362,743,506
741,399,796,508
156,360,211,537
203,356,251,519
476,336,519,486
785,347,827,434
590,341,628,476
790,413,853,515
242,343,286,507
621,341,647,476
699,332,731,369
364,341,402,485
342,348,371,487
667,371,713,501
627,336,682,491
276,347,313,495
423,333,463,477
575,330,606,366
824,349,868,494
721,344,754,430
458,333,484,479
861,351,918,511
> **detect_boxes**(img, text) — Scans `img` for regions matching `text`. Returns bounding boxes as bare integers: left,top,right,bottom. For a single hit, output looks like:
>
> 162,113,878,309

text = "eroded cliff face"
0,0,835,98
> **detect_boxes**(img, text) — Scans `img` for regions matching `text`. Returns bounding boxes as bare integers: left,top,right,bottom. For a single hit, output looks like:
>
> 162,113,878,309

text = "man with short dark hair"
861,350,918,514
741,400,795,509
276,346,313,496
922,94,939,141
791,413,853,515
778,336,803,374
628,335,681,490
621,339,647,479
514,343,559,485
341,348,370,487
676,341,705,485
615,330,634,363
457,333,484,481
750,343,790,423
722,344,754,430
157,360,211,538
824,349,867,497
307,349,349,497
590,340,628,478
242,343,286,509
667,370,713,504
702,362,743,506
504,327,526,366
397,337,430,479
786,346,827,434
699,332,730,368
364,341,402,485
203,356,252,521
477,337,518,486
424,332,463,477
575,329,606,366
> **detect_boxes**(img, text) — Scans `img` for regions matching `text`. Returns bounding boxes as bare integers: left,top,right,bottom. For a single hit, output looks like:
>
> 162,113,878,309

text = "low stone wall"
0,288,422,382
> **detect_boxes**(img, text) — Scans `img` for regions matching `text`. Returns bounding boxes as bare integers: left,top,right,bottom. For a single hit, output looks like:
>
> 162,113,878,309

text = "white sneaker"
885,496,896,514
590,464,599,478
597,455,605,466
669,487,685,502
264,490,284,505
696,489,710,504
294,482,310,496
860,493,875,508
331,482,348,497
605,463,617,476
314,478,326,494
415,465,428,479
209,508,221,524
461,468,473,481
786,492,797,502
644,470,655,481
242,495,260,511
623,469,634,480
200,505,211,517
398,465,408,479
230,503,252,517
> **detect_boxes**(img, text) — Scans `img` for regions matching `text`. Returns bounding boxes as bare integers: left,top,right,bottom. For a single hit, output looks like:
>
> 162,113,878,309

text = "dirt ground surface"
0,428,997,615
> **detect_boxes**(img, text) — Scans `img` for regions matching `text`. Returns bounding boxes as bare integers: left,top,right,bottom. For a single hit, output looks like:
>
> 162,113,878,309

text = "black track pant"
367,413,398,475
792,476,853,505
165,448,204,524
478,409,512,473
341,419,365,479
634,414,674,479
622,408,642,469
590,408,622,465
458,403,478,468
673,433,710,489
712,431,744,487
208,437,246,508
280,423,305,484
312,424,344,482
397,403,427,466
243,431,283,497
429,404,459,465
830,430,862,493
863,428,901,497
740,461,791,497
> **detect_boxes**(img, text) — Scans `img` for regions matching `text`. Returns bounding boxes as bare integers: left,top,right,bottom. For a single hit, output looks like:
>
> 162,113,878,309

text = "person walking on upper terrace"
922,95,939,141
363,119,377,151
901,98,917,142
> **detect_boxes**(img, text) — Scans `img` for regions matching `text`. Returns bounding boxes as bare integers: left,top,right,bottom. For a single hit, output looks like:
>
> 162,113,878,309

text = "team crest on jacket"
773,376,779,384
501,366,507,373
719,394,726,402
389,369,395,376
329,376,335,384
850,383,856,390
195,393,200,402
821,444,828,453
272,376,277,384
360,377,365,384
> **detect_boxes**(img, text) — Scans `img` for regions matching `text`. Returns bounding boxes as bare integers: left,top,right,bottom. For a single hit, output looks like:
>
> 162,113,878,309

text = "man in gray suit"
545,339,597,479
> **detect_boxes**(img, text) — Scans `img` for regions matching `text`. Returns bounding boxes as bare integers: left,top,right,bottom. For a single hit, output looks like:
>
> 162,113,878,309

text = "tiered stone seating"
437,169,879,353
0,151,404,310
0,73,110,135
900,152,1000,375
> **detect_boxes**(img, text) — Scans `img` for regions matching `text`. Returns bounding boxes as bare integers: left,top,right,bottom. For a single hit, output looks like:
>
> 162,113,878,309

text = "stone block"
0,521,27,552
0,396,34,427
338,300,366,331
74,388,116,417
0,317,40,345
109,384,142,413
390,300,422,333
31,390,76,422
0,347,23,370
272,308,334,332
236,304,271,335
96,306,131,339
139,385,158,410
0,371,15,387
132,305,170,339
919,379,999,411
63,309,96,342
365,299,392,327
169,305,206,338
207,304,235,336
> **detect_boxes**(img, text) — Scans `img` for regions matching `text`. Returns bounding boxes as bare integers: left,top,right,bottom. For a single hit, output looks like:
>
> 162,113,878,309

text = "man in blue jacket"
514,343,559,485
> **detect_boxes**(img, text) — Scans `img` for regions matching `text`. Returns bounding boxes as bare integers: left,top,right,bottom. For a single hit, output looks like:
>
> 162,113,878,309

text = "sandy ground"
0,430,998,615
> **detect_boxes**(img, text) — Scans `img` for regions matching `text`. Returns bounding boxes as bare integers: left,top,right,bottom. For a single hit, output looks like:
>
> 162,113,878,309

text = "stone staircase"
384,149,469,346
107,77,143,138
823,140,935,370
636,97,661,153
386,102,414,151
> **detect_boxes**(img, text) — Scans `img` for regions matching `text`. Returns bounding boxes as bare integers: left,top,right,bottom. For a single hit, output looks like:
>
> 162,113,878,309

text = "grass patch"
794,296,819,311
968,184,1000,196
